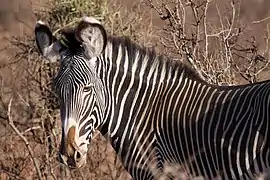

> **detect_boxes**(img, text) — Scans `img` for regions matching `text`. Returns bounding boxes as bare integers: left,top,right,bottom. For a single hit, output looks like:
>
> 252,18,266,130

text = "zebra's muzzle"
58,126,87,168
58,151,86,169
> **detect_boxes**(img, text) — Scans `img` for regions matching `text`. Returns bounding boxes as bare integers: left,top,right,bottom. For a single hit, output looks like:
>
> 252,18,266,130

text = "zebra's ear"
35,21,62,62
75,17,107,58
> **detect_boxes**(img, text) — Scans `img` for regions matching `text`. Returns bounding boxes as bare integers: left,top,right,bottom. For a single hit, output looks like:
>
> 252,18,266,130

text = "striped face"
35,17,107,168
54,57,98,168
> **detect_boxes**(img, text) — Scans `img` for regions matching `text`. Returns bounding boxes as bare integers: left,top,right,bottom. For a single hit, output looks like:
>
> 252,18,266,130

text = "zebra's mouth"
58,153,86,169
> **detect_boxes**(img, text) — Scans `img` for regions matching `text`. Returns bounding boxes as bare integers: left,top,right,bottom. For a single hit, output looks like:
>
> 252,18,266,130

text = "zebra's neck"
95,37,205,139
94,37,270,175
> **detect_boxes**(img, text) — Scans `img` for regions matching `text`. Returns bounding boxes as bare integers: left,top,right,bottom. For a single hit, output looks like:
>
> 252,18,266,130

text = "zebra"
35,16,270,179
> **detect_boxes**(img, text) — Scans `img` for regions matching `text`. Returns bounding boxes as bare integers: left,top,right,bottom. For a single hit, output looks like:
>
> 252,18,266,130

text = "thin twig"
203,0,211,60
7,98,43,180
252,16,270,24
23,126,42,134
224,0,236,40
16,91,30,107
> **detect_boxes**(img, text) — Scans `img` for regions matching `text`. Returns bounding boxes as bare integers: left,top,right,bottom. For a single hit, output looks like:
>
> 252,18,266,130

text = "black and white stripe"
55,35,270,179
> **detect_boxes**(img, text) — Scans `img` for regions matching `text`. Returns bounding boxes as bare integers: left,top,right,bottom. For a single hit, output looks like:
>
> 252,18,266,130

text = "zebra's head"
34,17,107,168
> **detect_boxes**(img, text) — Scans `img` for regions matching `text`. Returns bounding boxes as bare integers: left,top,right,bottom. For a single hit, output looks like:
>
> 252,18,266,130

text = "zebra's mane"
59,27,82,51
108,36,205,82
59,28,205,82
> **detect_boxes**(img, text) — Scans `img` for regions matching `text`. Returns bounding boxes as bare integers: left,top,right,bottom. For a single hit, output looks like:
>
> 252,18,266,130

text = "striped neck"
95,36,205,135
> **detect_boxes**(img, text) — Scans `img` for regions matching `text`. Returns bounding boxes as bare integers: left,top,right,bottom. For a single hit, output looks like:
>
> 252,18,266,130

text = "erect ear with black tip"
35,21,62,62
75,17,107,58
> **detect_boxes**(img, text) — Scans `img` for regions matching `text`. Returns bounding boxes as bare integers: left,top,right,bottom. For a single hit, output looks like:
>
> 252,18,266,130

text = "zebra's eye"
83,84,93,92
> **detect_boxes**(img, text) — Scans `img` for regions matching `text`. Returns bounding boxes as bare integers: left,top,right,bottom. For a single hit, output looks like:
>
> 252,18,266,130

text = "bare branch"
252,16,270,24
7,98,43,180
203,0,211,60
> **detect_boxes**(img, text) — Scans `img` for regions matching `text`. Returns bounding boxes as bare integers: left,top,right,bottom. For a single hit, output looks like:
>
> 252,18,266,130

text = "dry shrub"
145,0,270,85
0,0,154,179
144,0,270,179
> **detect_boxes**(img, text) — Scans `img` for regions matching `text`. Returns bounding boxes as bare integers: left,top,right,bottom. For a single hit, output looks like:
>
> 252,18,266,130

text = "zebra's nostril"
75,151,81,161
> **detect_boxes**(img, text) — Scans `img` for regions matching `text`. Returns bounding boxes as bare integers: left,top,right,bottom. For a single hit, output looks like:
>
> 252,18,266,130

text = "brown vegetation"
0,0,270,179
0,0,153,179
146,0,270,85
